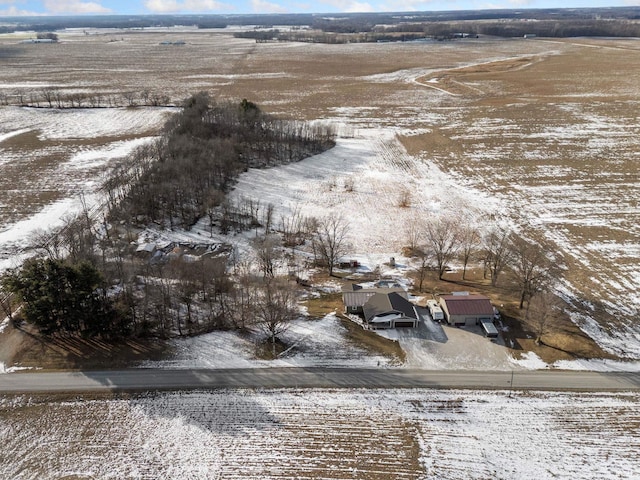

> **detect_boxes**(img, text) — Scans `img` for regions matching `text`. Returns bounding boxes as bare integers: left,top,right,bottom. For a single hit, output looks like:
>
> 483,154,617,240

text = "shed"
439,293,495,327
135,242,156,257
363,292,418,329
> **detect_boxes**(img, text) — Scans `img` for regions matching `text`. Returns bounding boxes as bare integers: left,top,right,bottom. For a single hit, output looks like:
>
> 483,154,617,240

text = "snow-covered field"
0,31,639,479
1,33,639,364
1,388,638,479
0,107,172,272
230,129,498,255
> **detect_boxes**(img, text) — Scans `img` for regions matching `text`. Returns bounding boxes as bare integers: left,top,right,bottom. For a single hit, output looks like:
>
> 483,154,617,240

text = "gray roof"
363,292,417,322
342,287,408,308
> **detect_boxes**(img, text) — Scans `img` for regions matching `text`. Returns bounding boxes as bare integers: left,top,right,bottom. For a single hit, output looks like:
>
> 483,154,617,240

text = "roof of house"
440,294,493,316
342,284,408,308
343,283,406,294
363,292,417,322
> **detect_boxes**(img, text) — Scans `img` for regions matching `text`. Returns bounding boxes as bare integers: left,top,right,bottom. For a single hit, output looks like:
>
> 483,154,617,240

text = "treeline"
235,30,428,44
5,7,639,36
419,19,640,38
108,94,335,230
0,88,172,109
236,17,640,44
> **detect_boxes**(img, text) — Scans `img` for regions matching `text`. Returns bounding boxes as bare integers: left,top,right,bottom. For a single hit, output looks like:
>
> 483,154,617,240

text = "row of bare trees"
0,88,171,109
407,216,567,345
408,217,564,310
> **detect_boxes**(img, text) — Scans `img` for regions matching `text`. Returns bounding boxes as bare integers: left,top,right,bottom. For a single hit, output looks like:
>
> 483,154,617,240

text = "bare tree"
0,274,15,325
312,215,349,276
483,227,512,286
227,263,258,330
122,91,138,107
253,234,282,279
508,235,563,309
41,88,55,108
254,279,299,357
279,205,305,247
527,291,564,345
404,222,422,256
262,203,275,235
29,228,64,261
424,217,460,280
416,245,434,292
458,226,481,280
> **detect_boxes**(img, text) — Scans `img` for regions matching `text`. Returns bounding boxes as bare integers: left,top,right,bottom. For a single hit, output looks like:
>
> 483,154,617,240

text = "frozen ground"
230,129,499,256
138,310,640,373
139,314,396,370
0,107,172,272
1,36,638,372
2,110,639,373
1,388,638,479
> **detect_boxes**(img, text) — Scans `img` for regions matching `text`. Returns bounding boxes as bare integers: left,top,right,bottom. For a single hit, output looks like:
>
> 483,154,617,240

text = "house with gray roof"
342,284,407,315
363,292,418,329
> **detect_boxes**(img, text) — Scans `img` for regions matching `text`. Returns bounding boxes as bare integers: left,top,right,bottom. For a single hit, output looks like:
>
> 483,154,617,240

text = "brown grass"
410,267,613,363
1,323,168,370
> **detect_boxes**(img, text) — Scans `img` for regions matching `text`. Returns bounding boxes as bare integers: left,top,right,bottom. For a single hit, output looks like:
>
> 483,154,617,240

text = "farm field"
1,25,640,479
0,30,638,360
1,388,639,479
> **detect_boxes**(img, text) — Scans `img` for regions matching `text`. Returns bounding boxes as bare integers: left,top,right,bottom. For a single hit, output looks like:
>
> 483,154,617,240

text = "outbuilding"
439,292,495,327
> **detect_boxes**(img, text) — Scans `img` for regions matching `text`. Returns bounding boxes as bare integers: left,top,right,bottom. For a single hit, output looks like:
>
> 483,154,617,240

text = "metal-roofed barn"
438,293,494,327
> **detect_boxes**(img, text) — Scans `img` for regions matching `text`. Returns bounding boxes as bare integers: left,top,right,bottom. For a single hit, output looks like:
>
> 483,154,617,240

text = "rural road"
1,368,640,393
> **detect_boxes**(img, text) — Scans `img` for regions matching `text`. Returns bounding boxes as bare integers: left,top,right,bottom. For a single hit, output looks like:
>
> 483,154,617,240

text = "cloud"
319,0,375,13
144,0,232,12
251,0,288,13
380,0,438,11
0,6,42,16
43,0,112,14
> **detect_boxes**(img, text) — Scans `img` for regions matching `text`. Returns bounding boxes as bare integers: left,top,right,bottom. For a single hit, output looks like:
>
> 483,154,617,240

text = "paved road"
1,368,640,393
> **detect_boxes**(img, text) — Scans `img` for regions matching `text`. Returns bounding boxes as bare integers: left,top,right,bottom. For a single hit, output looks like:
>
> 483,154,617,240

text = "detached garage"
439,293,495,327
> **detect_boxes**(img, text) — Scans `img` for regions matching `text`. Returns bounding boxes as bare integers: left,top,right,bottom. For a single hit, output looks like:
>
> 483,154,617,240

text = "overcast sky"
0,0,633,17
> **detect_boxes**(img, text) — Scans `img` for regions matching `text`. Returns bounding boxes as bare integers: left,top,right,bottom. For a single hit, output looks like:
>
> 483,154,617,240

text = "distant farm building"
20,39,57,44
438,292,495,327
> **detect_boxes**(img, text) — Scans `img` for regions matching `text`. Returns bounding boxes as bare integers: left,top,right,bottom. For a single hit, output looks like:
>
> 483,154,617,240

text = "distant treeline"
235,16,640,43
234,29,428,44
1,7,640,36
419,19,640,38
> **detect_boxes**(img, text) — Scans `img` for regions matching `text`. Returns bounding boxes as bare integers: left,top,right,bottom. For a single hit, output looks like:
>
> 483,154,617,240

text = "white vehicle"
426,299,444,322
